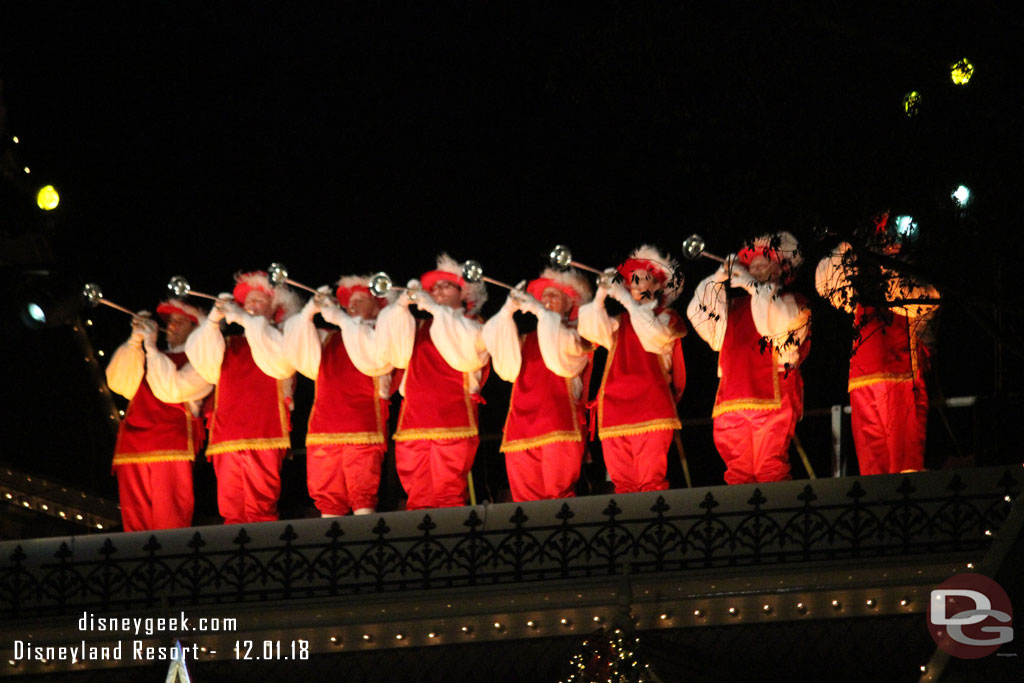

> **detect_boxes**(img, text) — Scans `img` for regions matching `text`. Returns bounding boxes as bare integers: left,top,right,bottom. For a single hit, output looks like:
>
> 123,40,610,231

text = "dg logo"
928,573,1014,659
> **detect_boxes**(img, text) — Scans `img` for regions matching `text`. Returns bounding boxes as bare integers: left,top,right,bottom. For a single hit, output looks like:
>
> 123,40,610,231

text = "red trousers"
212,448,287,524
116,461,194,532
307,443,385,515
506,441,584,502
713,373,802,485
851,380,928,474
601,431,672,494
395,437,478,510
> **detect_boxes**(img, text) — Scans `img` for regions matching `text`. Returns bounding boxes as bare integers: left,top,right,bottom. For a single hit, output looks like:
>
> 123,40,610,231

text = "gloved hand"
714,254,739,284
138,317,158,349
398,279,421,308
513,281,545,316
500,292,520,315
727,261,759,293
410,280,437,312
606,281,632,305
313,285,334,310
222,300,246,326
129,313,151,345
320,304,345,327
209,295,231,324
302,294,323,320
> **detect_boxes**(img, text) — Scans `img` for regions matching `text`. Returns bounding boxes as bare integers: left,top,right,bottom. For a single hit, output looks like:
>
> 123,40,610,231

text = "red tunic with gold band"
205,335,291,457
501,332,584,452
308,331,388,446
112,351,203,469
848,305,921,391
712,295,809,418
597,311,683,439
394,319,483,442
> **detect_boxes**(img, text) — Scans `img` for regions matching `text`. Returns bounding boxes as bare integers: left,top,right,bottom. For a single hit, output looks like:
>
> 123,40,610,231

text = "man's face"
748,255,782,284
429,279,464,309
347,291,380,320
165,313,196,347
628,269,660,303
540,287,573,316
244,290,274,318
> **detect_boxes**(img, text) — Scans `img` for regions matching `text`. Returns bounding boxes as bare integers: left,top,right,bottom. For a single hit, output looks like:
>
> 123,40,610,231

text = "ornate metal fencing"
1,468,1017,619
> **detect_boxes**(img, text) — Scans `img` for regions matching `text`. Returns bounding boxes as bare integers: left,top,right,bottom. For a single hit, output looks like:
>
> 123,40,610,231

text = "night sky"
2,3,1022,514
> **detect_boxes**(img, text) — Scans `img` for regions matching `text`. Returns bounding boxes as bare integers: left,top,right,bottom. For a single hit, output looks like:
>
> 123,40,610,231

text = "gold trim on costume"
847,372,914,392
596,323,682,439
599,418,681,439
711,347,782,417
307,432,386,446
501,430,582,453
206,437,291,456
393,426,479,441
112,450,195,466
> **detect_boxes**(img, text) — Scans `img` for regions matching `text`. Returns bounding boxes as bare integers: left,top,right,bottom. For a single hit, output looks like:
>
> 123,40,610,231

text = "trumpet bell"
550,244,573,269
681,234,706,261
82,282,103,306
368,272,393,298
268,262,288,288
167,275,191,298
461,260,484,284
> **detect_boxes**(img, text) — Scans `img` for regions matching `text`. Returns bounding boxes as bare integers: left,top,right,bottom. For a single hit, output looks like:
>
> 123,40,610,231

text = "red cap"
156,299,203,325
420,269,464,293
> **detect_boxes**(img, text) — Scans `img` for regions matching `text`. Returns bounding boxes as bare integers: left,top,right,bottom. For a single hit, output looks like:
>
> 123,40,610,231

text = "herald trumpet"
368,272,420,301
681,234,726,264
461,260,518,291
166,275,224,302
81,283,166,331
268,262,338,304
548,244,618,287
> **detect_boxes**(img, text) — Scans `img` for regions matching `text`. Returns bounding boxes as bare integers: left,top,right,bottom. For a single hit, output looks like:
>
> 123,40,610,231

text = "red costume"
482,268,592,501
106,300,211,531
283,277,393,516
376,253,489,510
578,246,686,494
689,232,811,485
186,272,298,524
816,240,938,474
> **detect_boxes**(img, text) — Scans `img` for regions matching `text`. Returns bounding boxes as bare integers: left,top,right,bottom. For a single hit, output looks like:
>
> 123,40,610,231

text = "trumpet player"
283,276,394,516
106,299,212,531
687,232,811,485
376,254,489,510
185,271,299,524
815,214,939,475
482,268,593,502
578,246,687,494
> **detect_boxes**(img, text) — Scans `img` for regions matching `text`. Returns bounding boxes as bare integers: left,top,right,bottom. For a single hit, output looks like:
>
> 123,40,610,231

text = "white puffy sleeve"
577,289,618,350
618,298,683,355
687,268,730,352
184,317,225,385
338,315,394,377
239,314,295,380
482,307,522,382
748,282,811,365
423,297,489,373
375,301,416,369
815,242,856,313
105,338,144,400
536,310,589,378
282,312,327,381
143,342,213,408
